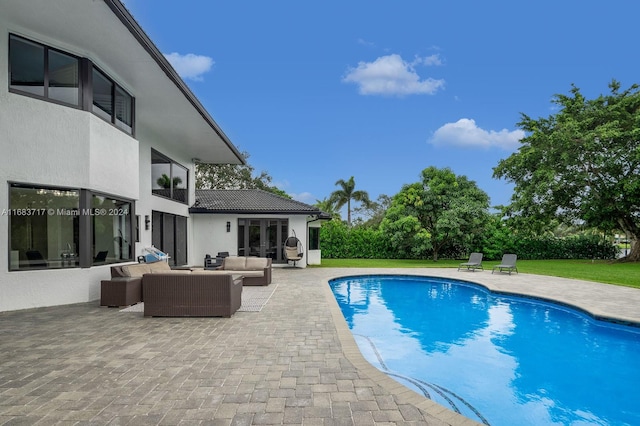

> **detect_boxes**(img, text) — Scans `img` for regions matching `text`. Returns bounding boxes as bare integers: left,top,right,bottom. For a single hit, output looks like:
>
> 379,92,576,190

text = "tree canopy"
493,81,640,261
195,150,290,198
380,167,490,261
313,197,341,220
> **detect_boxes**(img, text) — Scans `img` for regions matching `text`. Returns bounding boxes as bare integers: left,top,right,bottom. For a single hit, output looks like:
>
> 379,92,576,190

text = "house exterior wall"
0,6,215,311
0,24,143,311
191,214,311,268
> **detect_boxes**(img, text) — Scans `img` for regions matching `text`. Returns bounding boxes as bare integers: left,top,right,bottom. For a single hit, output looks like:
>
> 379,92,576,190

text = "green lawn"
313,258,640,289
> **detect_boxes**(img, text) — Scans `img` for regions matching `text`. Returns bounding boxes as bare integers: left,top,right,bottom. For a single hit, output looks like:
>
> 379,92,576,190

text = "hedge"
320,222,618,260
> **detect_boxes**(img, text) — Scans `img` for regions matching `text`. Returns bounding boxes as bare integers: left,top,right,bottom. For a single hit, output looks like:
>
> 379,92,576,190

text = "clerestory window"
9,34,80,107
151,150,189,204
9,33,134,135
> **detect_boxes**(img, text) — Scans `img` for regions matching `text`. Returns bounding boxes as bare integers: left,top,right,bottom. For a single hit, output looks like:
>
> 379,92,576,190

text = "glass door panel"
238,218,288,263
248,219,262,257
266,220,278,260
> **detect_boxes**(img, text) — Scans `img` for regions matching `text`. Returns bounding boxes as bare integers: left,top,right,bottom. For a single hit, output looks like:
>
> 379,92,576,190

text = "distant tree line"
316,81,638,262
319,169,618,261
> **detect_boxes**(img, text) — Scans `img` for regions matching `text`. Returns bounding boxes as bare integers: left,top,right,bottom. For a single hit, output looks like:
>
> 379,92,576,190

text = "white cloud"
289,192,314,204
342,54,445,96
357,38,376,47
164,52,214,81
429,118,524,150
418,54,443,66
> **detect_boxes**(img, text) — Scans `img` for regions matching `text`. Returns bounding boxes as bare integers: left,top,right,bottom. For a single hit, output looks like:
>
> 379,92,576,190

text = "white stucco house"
0,0,328,312
190,189,330,268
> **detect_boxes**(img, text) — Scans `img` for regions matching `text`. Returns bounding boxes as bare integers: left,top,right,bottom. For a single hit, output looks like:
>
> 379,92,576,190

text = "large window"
8,183,134,270
9,185,80,270
151,150,189,204
92,67,134,134
9,34,134,135
9,34,80,106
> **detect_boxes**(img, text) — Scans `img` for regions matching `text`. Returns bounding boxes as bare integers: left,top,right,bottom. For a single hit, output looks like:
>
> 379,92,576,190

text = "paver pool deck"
1,267,639,425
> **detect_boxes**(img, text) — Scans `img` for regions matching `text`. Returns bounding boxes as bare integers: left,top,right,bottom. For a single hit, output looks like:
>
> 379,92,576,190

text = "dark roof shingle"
191,189,322,215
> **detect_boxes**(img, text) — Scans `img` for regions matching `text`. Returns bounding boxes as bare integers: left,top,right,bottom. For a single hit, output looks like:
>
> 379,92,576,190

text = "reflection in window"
309,227,320,250
9,34,80,105
172,163,188,203
9,185,79,270
9,35,45,97
92,195,132,265
8,184,134,270
115,86,133,133
92,66,133,135
92,68,113,121
48,49,79,105
151,150,189,204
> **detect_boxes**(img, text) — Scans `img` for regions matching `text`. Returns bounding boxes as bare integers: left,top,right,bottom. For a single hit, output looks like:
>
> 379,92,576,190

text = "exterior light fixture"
226,221,231,232
145,215,150,230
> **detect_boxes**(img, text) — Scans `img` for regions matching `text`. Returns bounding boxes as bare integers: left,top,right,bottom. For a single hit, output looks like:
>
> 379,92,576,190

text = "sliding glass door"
238,218,288,263
151,211,187,266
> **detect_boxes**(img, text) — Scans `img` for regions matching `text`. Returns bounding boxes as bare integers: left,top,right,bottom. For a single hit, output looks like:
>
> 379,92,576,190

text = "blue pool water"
329,275,640,426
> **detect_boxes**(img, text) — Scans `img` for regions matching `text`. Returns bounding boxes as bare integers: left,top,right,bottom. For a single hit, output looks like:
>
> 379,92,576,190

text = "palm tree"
313,197,341,220
329,176,371,227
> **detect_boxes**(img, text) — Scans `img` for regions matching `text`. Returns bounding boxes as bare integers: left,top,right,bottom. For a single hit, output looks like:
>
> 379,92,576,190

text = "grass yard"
314,258,640,289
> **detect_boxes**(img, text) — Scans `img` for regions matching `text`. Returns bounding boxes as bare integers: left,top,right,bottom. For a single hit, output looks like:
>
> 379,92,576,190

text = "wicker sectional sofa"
101,261,243,317
211,256,272,286
143,272,242,317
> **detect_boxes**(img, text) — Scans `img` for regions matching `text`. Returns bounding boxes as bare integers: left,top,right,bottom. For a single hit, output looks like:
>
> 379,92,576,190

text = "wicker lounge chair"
284,230,303,267
458,252,484,271
492,254,518,275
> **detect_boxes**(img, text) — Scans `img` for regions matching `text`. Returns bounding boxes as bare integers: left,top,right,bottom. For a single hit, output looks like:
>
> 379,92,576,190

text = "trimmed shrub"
320,221,618,261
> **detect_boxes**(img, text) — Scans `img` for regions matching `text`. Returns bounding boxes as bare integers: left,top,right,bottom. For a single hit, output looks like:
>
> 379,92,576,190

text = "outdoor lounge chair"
458,252,483,271
492,254,518,275
283,230,303,267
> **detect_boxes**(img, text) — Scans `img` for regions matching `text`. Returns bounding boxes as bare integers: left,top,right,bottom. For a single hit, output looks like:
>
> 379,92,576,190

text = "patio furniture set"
100,256,272,317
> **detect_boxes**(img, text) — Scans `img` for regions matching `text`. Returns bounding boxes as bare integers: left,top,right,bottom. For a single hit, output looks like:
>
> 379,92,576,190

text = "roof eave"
103,0,245,165
189,208,322,215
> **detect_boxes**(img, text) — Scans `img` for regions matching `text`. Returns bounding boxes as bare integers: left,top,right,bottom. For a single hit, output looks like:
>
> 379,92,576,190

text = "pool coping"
322,273,484,426
320,268,640,426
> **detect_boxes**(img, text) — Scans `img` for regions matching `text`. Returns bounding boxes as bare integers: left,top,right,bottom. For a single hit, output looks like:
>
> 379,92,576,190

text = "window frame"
9,33,82,108
309,227,320,250
151,149,189,205
7,182,135,271
91,65,135,135
8,33,135,136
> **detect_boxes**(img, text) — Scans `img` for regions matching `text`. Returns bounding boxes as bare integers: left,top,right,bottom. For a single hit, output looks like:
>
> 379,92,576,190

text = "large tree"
380,167,490,261
329,176,371,227
493,81,640,261
196,150,290,198
352,194,392,228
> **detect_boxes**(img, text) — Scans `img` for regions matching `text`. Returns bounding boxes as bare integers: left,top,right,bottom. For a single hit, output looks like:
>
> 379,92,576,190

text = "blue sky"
123,0,640,215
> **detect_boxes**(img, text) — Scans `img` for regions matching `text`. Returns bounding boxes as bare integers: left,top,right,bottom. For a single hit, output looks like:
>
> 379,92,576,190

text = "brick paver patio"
1,267,638,425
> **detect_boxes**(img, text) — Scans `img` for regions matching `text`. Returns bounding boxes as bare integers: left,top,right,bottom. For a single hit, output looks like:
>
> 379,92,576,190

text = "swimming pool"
329,275,640,426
